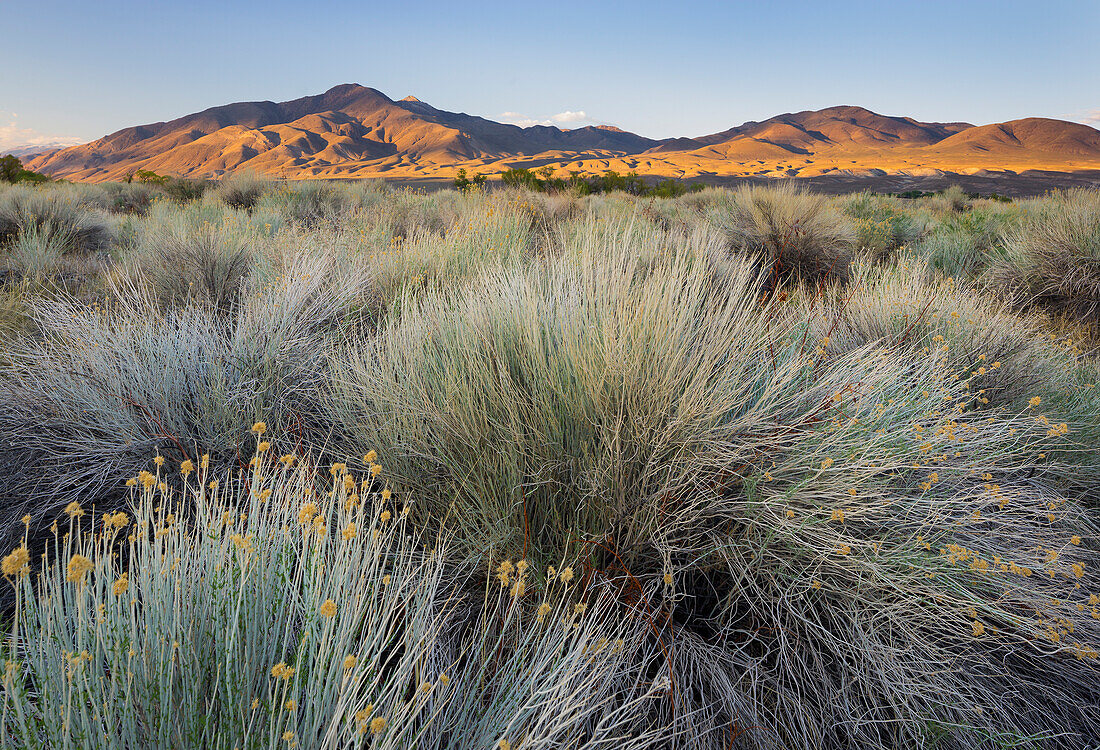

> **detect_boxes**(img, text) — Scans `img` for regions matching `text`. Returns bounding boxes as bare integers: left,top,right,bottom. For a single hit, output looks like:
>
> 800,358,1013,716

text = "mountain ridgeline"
22,84,1100,182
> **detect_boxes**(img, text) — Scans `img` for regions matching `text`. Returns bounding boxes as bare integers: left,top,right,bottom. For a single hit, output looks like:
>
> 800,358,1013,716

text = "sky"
2,0,1098,150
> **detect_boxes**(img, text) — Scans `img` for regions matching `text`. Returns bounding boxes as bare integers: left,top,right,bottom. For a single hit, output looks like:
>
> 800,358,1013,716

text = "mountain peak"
20,86,1100,183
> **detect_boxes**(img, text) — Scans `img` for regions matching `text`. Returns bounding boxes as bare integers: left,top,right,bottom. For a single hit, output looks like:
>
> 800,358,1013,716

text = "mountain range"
20,84,1100,183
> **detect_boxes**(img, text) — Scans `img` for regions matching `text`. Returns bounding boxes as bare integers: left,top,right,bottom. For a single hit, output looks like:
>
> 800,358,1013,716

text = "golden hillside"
23,85,1100,182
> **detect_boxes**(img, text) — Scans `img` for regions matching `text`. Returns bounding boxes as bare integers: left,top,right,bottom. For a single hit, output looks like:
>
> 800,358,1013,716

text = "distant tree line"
455,166,704,197
126,169,207,201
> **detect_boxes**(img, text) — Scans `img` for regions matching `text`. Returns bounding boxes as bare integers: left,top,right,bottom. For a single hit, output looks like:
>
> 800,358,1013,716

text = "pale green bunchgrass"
119,195,296,311
327,233,1100,747
842,192,928,257
216,171,269,212
913,202,1019,277
0,248,373,549
0,184,115,255
254,182,356,228
4,223,70,281
706,181,857,286
642,327,1100,748
325,235,775,560
802,254,1081,409
991,188,1100,332
927,185,972,214
0,440,669,748
359,190,536,306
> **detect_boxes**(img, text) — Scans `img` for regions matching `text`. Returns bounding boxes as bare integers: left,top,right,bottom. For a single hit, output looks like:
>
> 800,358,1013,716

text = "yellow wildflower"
2,546,29,578
65,501,84,517
297,502,318,525
66,554,94,584
103,511,128,529
112,573,129,596
320,599,337,618
252,422,266,435
343,654,357,670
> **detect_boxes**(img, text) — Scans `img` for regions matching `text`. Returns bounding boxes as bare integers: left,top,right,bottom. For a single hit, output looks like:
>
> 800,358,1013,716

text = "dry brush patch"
707,182,857,289
991,189,1100,334
0,182,1099,748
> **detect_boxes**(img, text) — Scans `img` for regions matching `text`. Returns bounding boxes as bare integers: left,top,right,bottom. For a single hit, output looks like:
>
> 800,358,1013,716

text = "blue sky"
2,0,1097,150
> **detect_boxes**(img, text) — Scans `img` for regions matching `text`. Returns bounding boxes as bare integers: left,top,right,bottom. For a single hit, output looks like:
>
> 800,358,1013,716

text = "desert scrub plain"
0,175,1098,749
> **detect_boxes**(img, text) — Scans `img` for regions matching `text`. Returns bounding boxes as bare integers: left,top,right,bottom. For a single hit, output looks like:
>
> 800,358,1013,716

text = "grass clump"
0,248,373,556
843,192,926,257
991,189,1100,332
327,233,1100,748
1,445,668,748
916,203,1019,277
259,181,354,227
0,184,114,255
122,210,256,310
708,182,857,288
929,184,972,213
216,171,268,211
102,181,159,215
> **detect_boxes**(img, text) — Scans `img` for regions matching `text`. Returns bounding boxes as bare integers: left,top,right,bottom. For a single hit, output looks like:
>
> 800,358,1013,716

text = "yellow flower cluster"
2,546,30,578
66,554,94,583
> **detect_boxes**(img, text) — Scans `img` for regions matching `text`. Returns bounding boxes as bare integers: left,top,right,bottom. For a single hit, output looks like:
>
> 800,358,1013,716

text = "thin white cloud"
1080,109,1100,126
0,112,83,153
498,109,601,129
551,110,589,124
499,111,553,128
